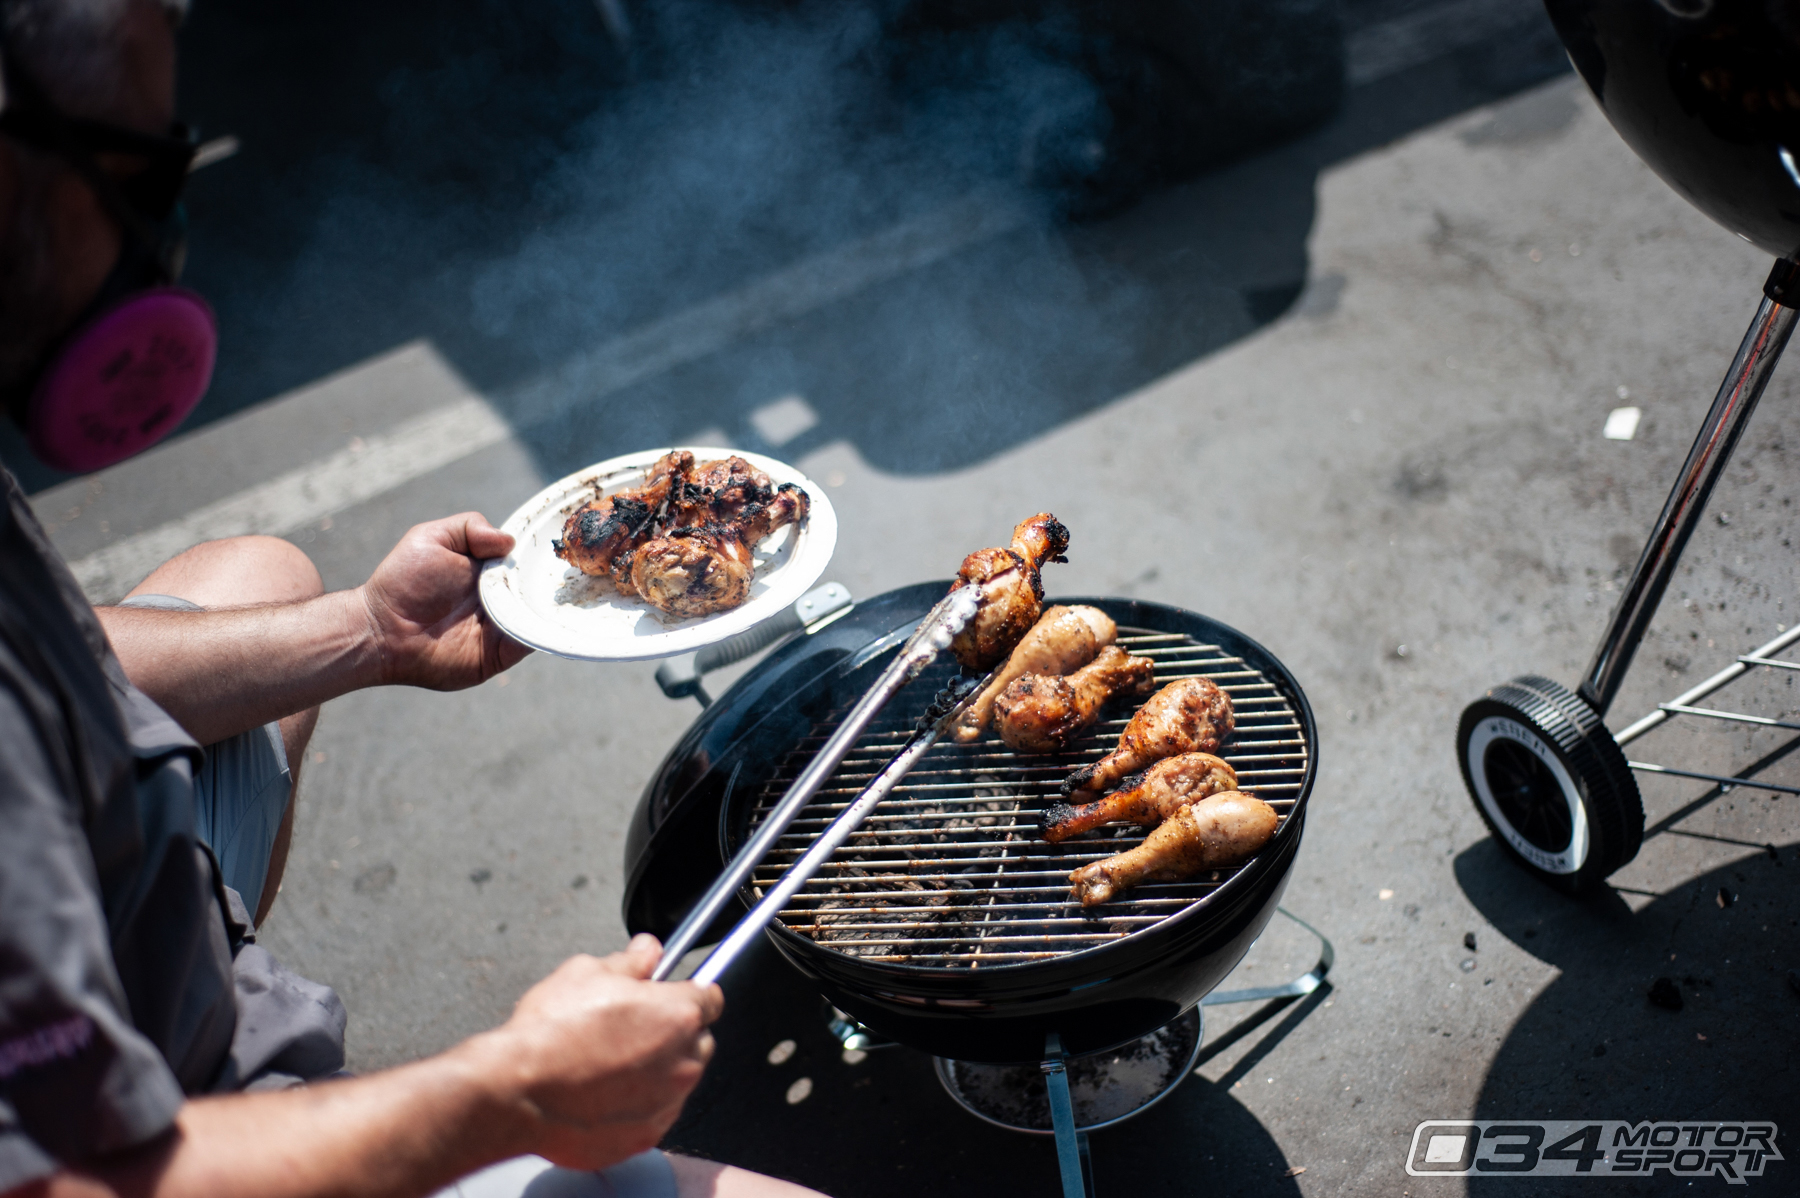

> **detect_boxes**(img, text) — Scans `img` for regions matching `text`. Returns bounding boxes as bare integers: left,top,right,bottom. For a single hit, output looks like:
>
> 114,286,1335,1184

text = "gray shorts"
118,593,293,909
438,1151,677,1198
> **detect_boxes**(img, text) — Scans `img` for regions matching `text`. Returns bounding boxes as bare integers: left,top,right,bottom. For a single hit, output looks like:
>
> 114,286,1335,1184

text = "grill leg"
1578,260,1800,715
1200,906,1334,1006
1043,1034,1096,1198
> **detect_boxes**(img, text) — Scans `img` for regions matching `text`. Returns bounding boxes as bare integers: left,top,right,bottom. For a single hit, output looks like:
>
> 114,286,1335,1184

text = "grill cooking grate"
745,628,1307,967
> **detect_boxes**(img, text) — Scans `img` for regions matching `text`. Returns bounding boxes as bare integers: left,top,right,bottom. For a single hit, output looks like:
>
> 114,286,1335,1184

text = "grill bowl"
624,586,1316,1064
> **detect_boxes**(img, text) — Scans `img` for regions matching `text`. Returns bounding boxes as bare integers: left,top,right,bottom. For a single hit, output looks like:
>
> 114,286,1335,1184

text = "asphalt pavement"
15,1,1799,1194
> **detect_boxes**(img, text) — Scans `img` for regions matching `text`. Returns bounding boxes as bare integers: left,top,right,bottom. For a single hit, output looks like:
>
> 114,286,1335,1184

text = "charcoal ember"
1648,977,1684,1011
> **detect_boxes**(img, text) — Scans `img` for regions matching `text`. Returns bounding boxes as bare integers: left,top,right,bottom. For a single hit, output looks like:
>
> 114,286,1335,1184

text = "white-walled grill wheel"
1456,676,1643,893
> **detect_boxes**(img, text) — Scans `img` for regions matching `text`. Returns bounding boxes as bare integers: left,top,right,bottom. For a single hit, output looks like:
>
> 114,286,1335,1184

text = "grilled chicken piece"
629,483,810,619
665,455,774,528
993,646,1154,754
1040,752,1236,843
1068,790,1277,906
1061,677,1234,796
949,513,1070,672
551,450,692,580
952,605,1116,743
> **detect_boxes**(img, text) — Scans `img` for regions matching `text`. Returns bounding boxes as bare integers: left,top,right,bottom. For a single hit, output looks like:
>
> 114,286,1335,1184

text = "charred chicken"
1061,676,1234,796
992,645,1155,754
628,484,809,619
949,514,1070,672
1040,752,1237,843
952,604,1116,743
551,451,810,619
1068,790,1277,906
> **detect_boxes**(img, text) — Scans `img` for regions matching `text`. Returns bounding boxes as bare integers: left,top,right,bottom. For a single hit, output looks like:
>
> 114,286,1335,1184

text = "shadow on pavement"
3,0,1571,492
663,931,1308,1197
1451,837,1797,1192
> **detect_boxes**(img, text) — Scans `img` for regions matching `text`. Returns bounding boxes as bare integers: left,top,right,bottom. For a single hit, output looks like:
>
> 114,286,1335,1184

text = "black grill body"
1547,0,1800,260
623,585,1316,1063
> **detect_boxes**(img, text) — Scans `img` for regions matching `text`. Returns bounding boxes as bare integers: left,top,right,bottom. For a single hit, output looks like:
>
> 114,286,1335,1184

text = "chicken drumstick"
952,605,1116,742
1060,676,1234,796
949,513,1070,672
993,645,1155,754
629,483,810,619
1068,790,1277,907
551,449,692,581
1040,752,1237,843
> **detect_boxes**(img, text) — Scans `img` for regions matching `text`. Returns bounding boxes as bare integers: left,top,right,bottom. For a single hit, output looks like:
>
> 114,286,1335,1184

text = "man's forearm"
34,1034,533,1198
96,592,384,745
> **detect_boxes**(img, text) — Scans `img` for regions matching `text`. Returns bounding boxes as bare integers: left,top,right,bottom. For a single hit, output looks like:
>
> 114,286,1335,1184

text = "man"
0,1,823,1195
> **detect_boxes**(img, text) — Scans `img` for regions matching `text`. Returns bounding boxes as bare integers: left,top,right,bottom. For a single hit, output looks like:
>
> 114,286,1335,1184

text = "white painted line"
66,187,1027,601
72,393,511,600
1346,0,1548,86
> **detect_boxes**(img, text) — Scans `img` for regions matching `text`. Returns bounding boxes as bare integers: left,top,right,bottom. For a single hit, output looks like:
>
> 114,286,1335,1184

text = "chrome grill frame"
744,627,1309,968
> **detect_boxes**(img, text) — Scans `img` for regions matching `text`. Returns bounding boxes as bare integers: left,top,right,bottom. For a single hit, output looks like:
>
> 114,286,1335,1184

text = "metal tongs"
651,585,989,983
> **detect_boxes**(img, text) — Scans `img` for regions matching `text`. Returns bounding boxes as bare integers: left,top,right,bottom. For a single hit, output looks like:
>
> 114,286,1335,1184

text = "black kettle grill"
624,583,1329,1195
625,583,1320,1059
1458,0,1800,891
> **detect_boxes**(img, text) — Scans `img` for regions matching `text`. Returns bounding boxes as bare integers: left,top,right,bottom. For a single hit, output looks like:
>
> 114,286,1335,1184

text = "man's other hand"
358,513,531,689
464,935,725,1170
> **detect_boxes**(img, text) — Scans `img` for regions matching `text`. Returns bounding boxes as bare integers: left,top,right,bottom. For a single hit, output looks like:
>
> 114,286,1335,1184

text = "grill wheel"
1457,676,1643,893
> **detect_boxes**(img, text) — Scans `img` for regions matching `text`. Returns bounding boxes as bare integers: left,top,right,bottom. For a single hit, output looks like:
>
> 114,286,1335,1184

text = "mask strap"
0,53,182,278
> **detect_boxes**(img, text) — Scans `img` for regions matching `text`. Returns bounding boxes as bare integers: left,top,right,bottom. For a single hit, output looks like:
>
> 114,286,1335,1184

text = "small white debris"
1604,406,1641,441
1616,384,1630,400
786,1077,813,1104
1378,888,1395,901
767,1039,797,1066
841,1048,868,1065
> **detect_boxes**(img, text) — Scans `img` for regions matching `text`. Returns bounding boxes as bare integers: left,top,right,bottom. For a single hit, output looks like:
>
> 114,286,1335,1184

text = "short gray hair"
0,0,186,117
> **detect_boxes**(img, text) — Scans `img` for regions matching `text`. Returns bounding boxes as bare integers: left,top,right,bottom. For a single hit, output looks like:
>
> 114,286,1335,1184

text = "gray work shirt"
0,465,345,1189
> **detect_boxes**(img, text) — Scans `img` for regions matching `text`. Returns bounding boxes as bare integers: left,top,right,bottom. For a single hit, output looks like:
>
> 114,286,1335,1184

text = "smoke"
461,1,1102,364
176,0,1336,479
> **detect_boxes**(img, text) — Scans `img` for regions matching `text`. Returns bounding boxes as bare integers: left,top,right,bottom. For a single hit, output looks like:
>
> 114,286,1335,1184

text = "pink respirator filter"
27,287,217,473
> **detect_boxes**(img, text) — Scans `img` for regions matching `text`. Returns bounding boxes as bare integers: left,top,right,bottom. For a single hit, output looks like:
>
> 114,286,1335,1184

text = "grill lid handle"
655,582,855,706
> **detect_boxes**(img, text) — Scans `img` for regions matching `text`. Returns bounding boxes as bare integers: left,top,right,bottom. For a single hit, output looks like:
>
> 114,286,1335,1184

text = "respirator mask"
0,55,215,473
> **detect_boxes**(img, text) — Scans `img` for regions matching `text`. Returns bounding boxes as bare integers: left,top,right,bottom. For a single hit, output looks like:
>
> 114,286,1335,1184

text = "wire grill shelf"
1617,623,1800,797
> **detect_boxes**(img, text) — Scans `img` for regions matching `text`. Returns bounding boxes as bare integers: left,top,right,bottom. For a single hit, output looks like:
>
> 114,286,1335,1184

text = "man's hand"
462,935,725,1170
357,513,532,689
27,936,730,1198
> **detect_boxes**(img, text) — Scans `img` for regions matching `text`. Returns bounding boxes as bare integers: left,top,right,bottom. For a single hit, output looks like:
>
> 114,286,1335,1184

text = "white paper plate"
478,447,838,662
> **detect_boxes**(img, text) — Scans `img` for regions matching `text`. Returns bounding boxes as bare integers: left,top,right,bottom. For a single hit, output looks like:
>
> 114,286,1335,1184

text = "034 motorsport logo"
1407,1121,1782,1184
